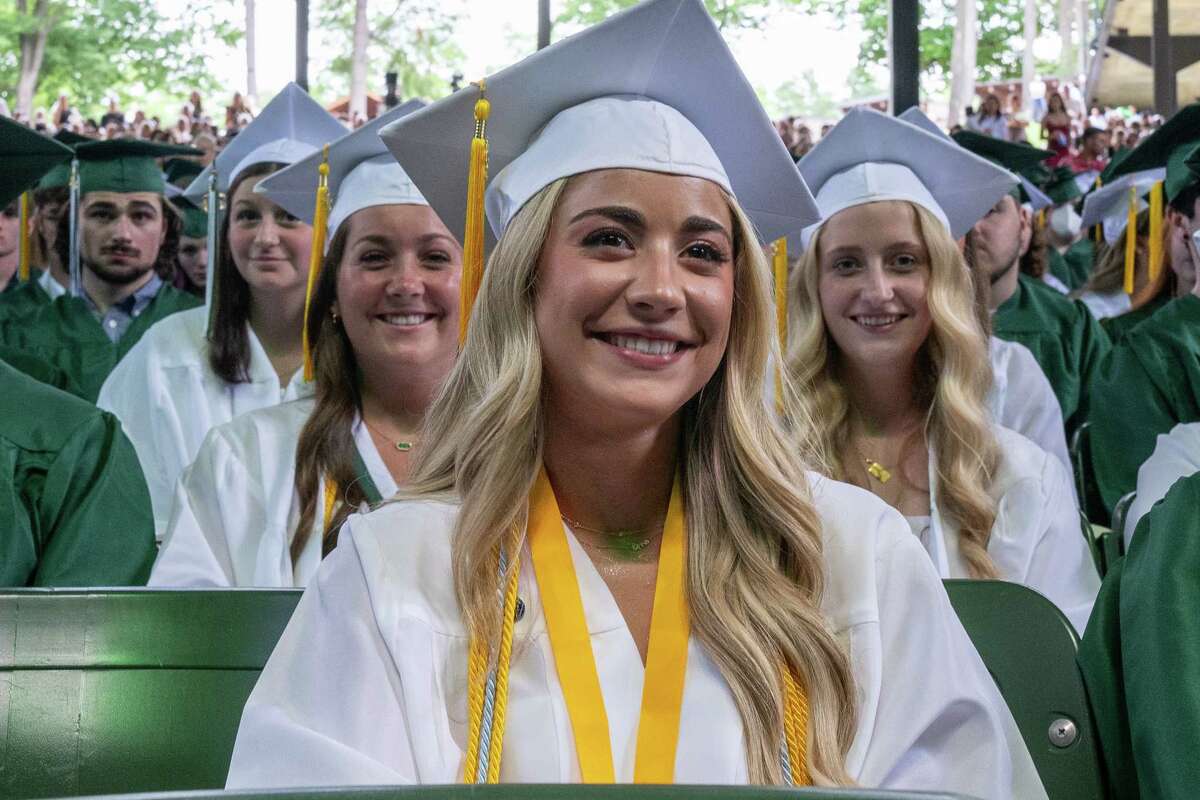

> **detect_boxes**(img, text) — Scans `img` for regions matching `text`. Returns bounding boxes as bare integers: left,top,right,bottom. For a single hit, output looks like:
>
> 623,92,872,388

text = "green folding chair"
1079,509,1106,577
944,579,1107,800
0,589,303,799
52,787,980,800
1104,492,1134,568
1069,421,1111,528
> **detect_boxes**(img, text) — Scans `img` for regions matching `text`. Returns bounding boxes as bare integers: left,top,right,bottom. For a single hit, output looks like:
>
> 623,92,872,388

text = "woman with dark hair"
97,84,346,540
151,104,461,587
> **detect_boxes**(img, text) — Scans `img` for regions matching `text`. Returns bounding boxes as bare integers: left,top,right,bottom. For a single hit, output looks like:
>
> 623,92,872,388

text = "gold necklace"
850,440,892,484
362,417,415,452
559,512,661,562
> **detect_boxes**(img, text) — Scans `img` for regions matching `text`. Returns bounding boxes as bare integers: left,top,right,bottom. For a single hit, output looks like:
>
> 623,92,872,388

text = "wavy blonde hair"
404,177,857,784
786,201,1001,579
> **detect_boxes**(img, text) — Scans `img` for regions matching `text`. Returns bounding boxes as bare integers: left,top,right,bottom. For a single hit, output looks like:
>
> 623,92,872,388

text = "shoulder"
0,360,117,453
990,425,1066,501
122,306,209,367
205,396,317,460
152,285,204,314
1126,295,1200,350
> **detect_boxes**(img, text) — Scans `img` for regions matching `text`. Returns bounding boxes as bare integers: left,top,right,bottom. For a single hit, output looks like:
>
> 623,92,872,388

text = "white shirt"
918,426,1098,633
1124,422,1200,548
97,307,311,540
968,113,1009,140
37,269,66,301
1077,290,1131,321
988,337,1073,485
226,475,1045,798
150,397,397,588
1041,273,1070,294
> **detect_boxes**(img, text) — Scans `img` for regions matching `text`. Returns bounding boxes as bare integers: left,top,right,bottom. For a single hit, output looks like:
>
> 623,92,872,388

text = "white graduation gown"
1077,290,1131,321
226,475,1046,798
987,336,1072,483
908,426,1098,633
97,307,311,540
1124,421,1200,547
150,396,397,588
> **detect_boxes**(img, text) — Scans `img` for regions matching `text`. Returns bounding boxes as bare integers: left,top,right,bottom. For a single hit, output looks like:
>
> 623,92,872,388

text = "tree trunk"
1058,0,1074,75
948,0,977,127
16,0,52,120
1076,0,1089,78
350,0,369,122
245,0,258,103
1022,0,1037,113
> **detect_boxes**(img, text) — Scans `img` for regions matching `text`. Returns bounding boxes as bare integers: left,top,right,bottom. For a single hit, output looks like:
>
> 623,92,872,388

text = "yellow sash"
528,467,688,783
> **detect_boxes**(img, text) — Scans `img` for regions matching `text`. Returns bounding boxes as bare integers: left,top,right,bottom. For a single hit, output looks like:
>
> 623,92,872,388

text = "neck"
247,285,306,376
82,267,152,313
841,355,925,437
358,353,452,436
543,408,679,536
0,251,16,285
989,258,1021,309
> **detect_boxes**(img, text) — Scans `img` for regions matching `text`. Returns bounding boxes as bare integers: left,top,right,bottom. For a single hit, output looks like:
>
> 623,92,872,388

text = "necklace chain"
362,416,415,452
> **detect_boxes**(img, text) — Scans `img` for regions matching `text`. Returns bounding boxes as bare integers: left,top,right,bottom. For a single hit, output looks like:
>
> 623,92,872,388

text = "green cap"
0,118,74,207
53,130,93,147
75,139,202,196
36,161,73,191
1098,147,1133,185
164,157,205,187
951,130,1053,173
169,196,209,239
1186,143,1200,183
1109,103,1200,202
1043,165,1083,205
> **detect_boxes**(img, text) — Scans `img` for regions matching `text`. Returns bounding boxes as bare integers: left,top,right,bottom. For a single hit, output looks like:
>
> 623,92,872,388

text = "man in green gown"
0,139,202,401
1079,469,1200,798
1087,104,1200,512
0,161,73,322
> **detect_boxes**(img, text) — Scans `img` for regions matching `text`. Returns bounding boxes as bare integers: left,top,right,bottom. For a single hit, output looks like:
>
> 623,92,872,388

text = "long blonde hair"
787,202,1001,579
405,177,857,784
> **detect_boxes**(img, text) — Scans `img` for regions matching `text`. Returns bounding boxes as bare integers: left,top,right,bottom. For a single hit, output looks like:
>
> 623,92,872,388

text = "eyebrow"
568,205,646,230
681,215,732,241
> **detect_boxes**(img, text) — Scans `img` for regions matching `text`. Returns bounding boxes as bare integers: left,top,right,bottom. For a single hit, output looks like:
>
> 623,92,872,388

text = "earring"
330,308,340,324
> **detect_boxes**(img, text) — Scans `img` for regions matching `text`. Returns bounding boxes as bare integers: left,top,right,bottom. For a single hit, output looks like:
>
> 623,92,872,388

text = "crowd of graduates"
1,0,1198,795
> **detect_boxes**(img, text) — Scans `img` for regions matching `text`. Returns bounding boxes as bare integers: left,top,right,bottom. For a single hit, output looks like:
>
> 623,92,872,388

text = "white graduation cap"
182,83,346,199
799,107,1018,247
377,0,819,249
899,107,1053,213
256,99,429,249
1081,167,1166,242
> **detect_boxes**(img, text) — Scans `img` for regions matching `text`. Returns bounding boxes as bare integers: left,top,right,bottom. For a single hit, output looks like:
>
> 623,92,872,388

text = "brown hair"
1019,211,1049,279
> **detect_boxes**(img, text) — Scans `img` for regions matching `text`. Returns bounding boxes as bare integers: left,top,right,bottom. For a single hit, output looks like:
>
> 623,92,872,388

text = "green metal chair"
1104,492,1135,569
0,588,303,799
53,788,977,800
1078,509,1106,577
1069,421,1111,528
944,579,1107,800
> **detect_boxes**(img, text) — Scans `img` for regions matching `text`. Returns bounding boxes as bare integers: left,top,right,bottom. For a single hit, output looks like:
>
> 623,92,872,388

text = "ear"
1018,204,1033,255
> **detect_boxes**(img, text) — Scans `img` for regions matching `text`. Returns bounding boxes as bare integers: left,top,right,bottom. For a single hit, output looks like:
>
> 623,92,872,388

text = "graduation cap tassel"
1093,176,1104,243
1148,180,1165,282
773,238,788,414
68,159,80,297
1124,186,1137,295
204,168,221,340
461,81,491,345
17,192,31,282
301,145,332,382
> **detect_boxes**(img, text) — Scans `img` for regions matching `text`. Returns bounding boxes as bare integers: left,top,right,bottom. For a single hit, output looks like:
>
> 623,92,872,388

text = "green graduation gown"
1101,292,1172,345
993,273,1113,431
0,360,155,586
0,343,81,396
1048,238,1096,291
1079,471,1200,799
1088,294,1200,512
0,277,52,324
0,285,200,402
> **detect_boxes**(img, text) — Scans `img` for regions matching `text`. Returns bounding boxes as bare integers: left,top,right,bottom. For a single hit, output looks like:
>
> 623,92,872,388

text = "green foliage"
0,0,239,117
763,69,840,118
313,0,464,102
555,0,795,31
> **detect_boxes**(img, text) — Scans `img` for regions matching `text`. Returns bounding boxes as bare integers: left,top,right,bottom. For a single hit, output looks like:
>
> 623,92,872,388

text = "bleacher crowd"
1,0,1198,797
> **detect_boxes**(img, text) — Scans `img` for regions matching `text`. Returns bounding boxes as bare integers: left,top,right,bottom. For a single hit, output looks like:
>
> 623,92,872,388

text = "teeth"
608,334,681,355
857,315,901,327
381,314,429,326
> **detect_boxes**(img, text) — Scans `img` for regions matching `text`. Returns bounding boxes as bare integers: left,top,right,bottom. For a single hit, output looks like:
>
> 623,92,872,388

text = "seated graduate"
151,102,461,588
1041,167,1096,292
899,111,1071,475
226,2,1044,795
0,197,18,290
790,108,1098,632
1088,104,1200,514
0,120,155,587
1123,421,1200,547
0,139,203,401
96,83,346,540
169,195,208,298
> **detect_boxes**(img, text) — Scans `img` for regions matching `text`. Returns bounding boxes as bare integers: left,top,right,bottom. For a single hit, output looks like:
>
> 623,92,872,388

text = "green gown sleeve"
1073,299,1113,428
25,409,156,586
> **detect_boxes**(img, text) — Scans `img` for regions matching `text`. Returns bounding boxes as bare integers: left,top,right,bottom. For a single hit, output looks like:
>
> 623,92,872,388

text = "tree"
349,0,368,119
0,0,239,119
765,69,840,118
245,0,257,104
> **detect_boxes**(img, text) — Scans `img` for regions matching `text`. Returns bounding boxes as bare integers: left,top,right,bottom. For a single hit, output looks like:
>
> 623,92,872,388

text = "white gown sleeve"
225,528,422,788
1125,422,1200,547
853,529,1047,799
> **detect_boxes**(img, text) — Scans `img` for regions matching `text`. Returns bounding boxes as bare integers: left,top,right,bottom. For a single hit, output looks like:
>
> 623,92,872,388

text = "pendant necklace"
559,512,660,562
362,417,415,452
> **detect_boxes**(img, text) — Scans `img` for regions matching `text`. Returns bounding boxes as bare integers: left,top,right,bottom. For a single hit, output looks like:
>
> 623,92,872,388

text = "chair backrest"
1079,509,1106,577
944,579,1107,800
1069,421,1112,527
0,589,303,799
1107,492,1135,564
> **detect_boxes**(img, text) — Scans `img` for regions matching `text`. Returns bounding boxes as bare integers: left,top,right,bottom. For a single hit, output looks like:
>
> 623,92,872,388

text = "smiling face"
333,203,462,380
227,174,313,297
79,191,167,284
534,169,735,433
816,200,933,371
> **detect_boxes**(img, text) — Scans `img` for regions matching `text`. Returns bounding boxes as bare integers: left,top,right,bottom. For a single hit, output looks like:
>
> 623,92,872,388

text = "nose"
385,254,425,296
253,215,281,247
625,244,684,319
861,263,896,304
111,212,135,242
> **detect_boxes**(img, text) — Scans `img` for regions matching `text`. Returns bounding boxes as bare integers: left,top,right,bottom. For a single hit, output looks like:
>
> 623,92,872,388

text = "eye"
831,257,859,274
87,208,114,221
357,248,391,267
235,208,260,224
581,228,632,250
682,242,728,263
422,249,452,266
275,209,300,226
893,253,918,270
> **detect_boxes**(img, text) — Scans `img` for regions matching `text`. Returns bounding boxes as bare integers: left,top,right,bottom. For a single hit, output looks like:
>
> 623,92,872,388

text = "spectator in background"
51,94,72,129
1071,127,1109,176
1042,92,1073,165
792,123,813,159
1088,106,1108,130
192,132,217,166
968,93,1008,139
174,115,192,144
188,90,204,123
1007,94,1029,143
225,92,252,133
100,98,125,129
820,122,833,138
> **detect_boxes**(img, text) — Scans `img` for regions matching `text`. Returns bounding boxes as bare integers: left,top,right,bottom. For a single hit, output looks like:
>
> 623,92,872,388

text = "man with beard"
1,139,201,401
1087,104,1200,514
967,170,1112,436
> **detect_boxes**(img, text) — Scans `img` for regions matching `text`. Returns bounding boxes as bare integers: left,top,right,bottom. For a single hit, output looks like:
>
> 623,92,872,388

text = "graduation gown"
907,426,1097,633
1088,295,1200,513
226,475,1046,798
1047,239,1095,292
993,273,1112,431
150,397,396,588
0,360,155,587
1100,291,1170,345
98,307,310,541
0,287,200,402
988,337,1072,480
0,274,53,323
0,343,81,396
1079,471,1200,799
1123,421,1200,548
1078,289,1131,321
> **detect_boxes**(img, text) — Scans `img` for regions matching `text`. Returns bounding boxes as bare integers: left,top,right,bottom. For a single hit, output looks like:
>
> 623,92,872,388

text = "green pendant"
396,441,413,452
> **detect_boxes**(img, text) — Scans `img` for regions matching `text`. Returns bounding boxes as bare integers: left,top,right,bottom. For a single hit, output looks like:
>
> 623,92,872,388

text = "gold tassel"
301,145,332,382
772,238,788,413
1037,208,1046,230
1148,180,1164,282
1124,186,1137,295
17,191,31,281
460,81,490,345
1093,176,1103,243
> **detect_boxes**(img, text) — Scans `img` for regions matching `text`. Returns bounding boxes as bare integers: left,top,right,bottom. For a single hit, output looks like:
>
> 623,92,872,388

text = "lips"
851,314,906,329
377,312,438,327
